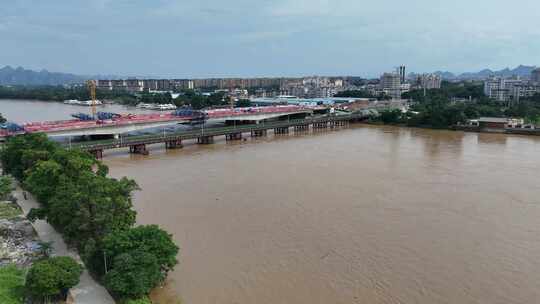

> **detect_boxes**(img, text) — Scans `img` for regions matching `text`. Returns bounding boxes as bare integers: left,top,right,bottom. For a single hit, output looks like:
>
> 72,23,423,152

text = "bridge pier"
251,130,267,137
225,133,242,141
274,127,289,135
129,144,149,155
294,124,309,132
197,136,214,144
313,122,328,129
333,120,347,127
88,149,103,159
165,139,183,149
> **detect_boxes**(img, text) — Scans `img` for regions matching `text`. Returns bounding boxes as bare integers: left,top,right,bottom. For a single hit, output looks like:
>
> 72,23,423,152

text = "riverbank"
363,121,540,137
11,183,115,304
1,133,179,303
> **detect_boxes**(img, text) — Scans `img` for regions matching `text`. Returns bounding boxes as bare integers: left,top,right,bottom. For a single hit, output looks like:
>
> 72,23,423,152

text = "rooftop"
478,117,508,123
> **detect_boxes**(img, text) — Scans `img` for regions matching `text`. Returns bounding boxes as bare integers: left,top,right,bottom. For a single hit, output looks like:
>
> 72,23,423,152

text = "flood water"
3,99,540,304
0,98,157,123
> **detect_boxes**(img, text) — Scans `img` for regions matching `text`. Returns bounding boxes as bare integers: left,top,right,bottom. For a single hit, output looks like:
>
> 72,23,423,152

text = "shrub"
104,250,163,299
25,256,82,300
0,264,25,304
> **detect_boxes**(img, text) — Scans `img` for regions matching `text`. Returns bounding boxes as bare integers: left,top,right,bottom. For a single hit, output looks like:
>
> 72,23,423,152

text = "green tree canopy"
103,225,179,273
25,256,82,299
104,250,163,299
0,176,12,200
0,133,58,180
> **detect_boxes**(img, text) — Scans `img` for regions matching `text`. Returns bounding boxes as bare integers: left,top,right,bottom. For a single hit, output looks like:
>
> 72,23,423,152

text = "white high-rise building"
380,72,401,99
417,74,442,89
484,77,527,102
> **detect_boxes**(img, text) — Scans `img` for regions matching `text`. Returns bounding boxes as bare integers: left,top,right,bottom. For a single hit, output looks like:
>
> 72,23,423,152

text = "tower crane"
86,80,97,119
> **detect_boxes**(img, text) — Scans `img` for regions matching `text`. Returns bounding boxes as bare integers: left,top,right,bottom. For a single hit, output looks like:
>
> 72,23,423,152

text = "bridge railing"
66,114,363,150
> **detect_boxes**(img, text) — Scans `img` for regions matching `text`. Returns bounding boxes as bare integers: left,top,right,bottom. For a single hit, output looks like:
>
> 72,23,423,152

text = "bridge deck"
66,114,364,151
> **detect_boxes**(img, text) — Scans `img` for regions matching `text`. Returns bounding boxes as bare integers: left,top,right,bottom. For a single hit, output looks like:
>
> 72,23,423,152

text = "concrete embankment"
453,125,540,136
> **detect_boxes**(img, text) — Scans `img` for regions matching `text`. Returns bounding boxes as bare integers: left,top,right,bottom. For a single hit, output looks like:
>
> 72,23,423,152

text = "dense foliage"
138,92,173,104
122,296,152,304
104,250,164,298
0,176,12,200
174,90,227,109
0,264,25,304
388,82,540,128
335,90,390,100
0,133,58,180
25,256,82,300
403,81,486,102
103,225,179,273
0,133,179,301
1,85,251,109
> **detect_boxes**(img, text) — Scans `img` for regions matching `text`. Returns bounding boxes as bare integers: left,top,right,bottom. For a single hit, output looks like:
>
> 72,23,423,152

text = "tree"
0,85,136,104
26,256,82,300
103,225,179,274
104,250,163,299
0,176,12,200
236,99,252,107
334,90,375,98
0,133,58,180
0,113,6,123
379,109,403,124
123,297,152,304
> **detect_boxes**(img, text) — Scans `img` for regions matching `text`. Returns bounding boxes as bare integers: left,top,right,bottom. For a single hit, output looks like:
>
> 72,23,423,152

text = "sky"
1,0,540,78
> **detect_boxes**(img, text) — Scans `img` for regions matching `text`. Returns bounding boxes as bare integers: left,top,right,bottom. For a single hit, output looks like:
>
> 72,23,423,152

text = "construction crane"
86,80,97,119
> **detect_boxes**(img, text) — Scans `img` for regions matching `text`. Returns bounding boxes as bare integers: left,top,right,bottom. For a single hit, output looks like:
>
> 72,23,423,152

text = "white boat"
63,99,102,106
136,103,177,110
156,104,177,110
136,103,153,109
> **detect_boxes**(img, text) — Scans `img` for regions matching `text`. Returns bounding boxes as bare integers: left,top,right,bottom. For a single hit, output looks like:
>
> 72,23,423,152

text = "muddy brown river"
2,99,540,304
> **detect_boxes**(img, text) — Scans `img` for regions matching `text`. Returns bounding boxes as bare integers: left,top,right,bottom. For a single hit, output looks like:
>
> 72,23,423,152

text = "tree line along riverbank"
350,81,540,128
2,174,84,304
0,85,251,109
1,133,180,303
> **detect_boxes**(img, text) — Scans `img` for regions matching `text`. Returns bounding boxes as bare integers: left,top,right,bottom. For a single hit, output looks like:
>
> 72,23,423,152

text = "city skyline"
2,0,540,78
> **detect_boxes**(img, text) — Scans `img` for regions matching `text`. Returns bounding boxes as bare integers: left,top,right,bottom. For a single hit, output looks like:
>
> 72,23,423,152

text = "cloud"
1,0,540,77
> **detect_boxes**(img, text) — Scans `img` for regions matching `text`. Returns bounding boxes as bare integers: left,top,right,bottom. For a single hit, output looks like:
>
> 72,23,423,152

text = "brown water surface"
3,99,540,304
102,125,540,304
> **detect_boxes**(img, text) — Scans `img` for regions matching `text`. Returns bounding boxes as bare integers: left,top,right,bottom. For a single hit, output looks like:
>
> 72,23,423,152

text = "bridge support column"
314,122,328,129
274,127,289,135
197,136,214,144
225,133,242,141
89,149,103,159
294,124,309,132
129,144,149,155
165,139,183,149
251,130,267,137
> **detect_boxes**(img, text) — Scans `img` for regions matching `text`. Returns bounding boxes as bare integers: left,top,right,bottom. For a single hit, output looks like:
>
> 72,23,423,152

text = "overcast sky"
2,0,539,78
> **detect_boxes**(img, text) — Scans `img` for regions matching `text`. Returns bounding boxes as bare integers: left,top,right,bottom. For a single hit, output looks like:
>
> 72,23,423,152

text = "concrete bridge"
65,113,366,158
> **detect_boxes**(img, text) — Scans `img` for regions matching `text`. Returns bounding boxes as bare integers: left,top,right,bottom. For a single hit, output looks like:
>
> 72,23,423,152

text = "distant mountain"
0,66,88,85
432,65,537,80
0,66,126,86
